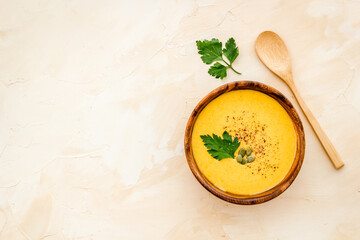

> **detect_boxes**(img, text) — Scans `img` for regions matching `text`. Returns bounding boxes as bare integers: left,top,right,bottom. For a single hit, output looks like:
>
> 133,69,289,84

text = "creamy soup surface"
191,90,296,195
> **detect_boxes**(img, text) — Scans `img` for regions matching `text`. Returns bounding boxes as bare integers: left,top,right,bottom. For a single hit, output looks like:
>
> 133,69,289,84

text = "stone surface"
0,0,359,239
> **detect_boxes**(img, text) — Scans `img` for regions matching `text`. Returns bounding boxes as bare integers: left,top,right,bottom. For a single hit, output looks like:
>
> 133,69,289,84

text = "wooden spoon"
255,31,344,169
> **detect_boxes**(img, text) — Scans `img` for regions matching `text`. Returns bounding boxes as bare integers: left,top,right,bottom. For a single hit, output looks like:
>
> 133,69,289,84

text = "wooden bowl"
184,81,305,205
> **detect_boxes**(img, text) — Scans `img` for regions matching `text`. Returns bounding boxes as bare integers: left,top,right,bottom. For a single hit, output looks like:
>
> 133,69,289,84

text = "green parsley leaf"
200,131,240,161
223,37,239,64
196,37,241,79
196,38,223,64
208,62,227,79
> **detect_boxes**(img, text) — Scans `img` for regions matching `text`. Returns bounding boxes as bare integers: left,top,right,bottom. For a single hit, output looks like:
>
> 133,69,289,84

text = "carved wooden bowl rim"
184,81,305,205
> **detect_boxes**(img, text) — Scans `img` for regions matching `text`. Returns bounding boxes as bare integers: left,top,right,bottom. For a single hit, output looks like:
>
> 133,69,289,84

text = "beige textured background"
0,0,359,239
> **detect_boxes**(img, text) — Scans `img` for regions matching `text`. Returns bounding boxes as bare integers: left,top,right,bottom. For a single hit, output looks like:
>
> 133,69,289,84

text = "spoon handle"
289,84,344,169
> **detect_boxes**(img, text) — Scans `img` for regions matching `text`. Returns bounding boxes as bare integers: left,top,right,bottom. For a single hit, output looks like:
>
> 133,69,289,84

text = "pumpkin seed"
246,147,253,156
239,148,246,157
247,155,255,163
236,154,243,163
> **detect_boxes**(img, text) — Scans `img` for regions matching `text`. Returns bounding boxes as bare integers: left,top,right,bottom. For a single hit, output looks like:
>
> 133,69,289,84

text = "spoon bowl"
255,31,293,84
